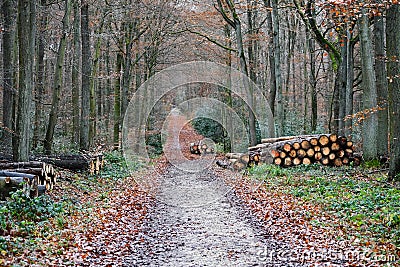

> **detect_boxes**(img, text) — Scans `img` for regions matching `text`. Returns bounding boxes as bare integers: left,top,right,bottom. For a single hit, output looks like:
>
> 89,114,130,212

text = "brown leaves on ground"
67,176,152,266
1,163,162,266
219,170,399,267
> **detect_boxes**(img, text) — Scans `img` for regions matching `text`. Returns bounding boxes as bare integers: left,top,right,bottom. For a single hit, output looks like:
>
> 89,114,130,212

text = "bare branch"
171,28,237,52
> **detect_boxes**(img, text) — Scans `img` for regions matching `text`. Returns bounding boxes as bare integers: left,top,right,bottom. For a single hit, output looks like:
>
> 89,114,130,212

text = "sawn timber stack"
248,134,360,167
0,161,56,191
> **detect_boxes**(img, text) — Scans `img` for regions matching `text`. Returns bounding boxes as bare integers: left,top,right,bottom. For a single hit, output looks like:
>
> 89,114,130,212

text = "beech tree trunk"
14,0,36,162
72,0,81,146
2,0,17,151
90,19,104,145
359,5,378,160
344,28,354,137
306,28,317,132
268,0,283,136
80,2,91,151
114,53,123,150
44,0,72,154
33,0,48,149
373,4,388,157
387,4,400,181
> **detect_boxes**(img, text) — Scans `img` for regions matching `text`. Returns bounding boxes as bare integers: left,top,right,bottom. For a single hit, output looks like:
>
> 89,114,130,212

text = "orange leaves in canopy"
344,103,387,125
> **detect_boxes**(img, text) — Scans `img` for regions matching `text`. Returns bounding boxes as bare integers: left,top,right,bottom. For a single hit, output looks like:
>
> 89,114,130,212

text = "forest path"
124,109,300,266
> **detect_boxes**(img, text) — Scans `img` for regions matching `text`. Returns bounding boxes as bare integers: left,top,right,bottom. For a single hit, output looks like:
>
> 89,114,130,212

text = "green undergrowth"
101,150,145,180
0,150,144,264
249,164,400,246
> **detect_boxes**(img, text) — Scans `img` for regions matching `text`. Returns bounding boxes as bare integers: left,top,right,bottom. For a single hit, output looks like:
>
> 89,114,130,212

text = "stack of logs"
0,161,55,200
225,151,260,170
249,134,360,167
34,154,104,175
190,142,214,155
0,154,104,200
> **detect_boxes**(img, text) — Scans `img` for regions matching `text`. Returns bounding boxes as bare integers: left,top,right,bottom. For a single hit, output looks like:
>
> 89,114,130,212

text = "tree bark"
114,53,123,150
90,19,104,145
387,4,400,181
2,0,17,151
373,3,388,157
306,28,317,132
269,0,283,136
359,5,378,160
33,0,48,149
80,2,91,151
44,0,72,154
122,23,134,119
266,3,276,117
72,0,81,146
14,0,36,162
344,28,354,137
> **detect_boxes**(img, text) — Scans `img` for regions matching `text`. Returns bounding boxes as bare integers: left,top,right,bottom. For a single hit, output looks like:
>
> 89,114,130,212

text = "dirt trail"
124,110,301,266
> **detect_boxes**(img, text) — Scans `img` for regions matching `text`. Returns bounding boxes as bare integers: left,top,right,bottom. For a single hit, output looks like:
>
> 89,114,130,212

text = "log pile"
190,142,214,155
0,152,105,199
33,154,104,175
0,161,56,191
249,134,360,167
0,171,46,200
225,151,260,170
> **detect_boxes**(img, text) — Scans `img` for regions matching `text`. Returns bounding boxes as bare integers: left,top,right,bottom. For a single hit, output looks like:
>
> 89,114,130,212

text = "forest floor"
1,109,400,266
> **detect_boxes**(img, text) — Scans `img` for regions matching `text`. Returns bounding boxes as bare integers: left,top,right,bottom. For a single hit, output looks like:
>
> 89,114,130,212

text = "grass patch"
250,164,400,246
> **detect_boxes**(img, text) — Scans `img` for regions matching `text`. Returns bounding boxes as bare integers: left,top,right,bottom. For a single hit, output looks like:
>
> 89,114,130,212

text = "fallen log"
226,153,242,159
232,160,247,171
34,154,103,174
0,161,45,169
37,155,90,171
0,161,57,190
2,167,44,176
0,172,39,199
221,150,261,170
261,134,319,144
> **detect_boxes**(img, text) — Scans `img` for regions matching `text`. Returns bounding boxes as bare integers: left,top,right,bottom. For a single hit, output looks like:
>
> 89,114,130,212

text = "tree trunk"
0,174,39,200
72,0,81,146
90,20,104,145
44,0,72,154
373,4,388,157
344,29,354,137
80,2,91,151
2,0,17,151
104,38,111,133
387,4,400,181
114,53,123,150
266,4,276,117
293,0,343,133
14,0,36,162
216,0,257,146
269,0,283,136
359,6,378,160
122,23,134,119
33,0,47,149
337,39,347,136
224,24,233,152
306,28,317,132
